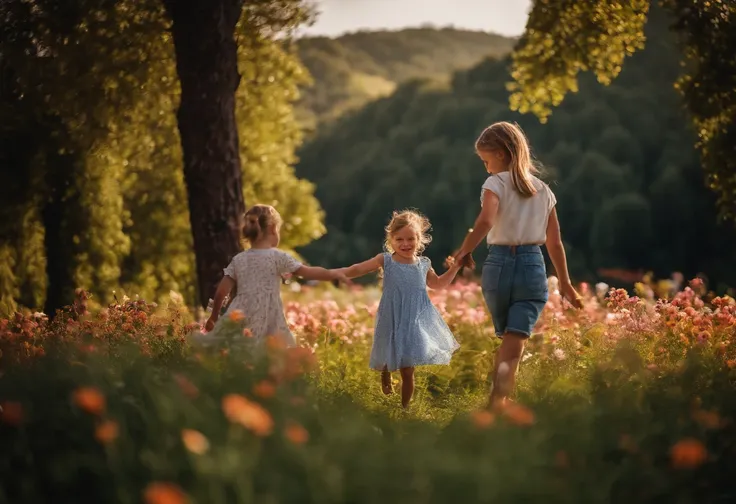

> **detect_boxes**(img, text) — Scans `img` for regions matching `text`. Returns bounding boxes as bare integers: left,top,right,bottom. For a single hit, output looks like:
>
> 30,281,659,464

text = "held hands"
445,249,476,272
330,268,353,286
444,256,461,271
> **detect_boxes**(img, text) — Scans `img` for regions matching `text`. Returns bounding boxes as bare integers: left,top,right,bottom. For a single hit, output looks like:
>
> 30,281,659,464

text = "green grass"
2,289,736,503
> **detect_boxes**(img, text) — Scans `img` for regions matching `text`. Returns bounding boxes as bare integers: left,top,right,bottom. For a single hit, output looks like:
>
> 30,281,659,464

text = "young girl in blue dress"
337,210,462,408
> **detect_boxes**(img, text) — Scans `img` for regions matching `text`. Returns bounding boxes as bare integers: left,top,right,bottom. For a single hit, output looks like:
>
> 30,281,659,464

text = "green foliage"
296,28,516,128
508,0,650,121
510,0,736,222
1,0,325,310
295,16,736,288
2,299,736,503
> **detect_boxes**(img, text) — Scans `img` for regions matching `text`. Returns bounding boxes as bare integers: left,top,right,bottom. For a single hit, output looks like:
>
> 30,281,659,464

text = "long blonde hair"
475,121,539,197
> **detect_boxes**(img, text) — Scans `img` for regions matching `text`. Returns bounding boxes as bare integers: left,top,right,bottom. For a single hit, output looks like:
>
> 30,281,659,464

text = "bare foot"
381,370,393,395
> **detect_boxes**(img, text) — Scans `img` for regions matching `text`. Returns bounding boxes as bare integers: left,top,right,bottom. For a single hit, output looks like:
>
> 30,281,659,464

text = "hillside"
294,14,736,290
295,28,516,129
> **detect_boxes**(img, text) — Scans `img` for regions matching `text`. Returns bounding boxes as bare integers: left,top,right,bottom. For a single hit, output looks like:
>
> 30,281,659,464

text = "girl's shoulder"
231,248,281,264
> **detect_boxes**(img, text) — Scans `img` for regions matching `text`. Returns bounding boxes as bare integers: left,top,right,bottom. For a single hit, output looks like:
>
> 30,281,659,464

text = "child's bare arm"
426,257,462,290
293,265,348,283
338,254,384,279
455,190,499,260
205,276,236,331
545,208,582,308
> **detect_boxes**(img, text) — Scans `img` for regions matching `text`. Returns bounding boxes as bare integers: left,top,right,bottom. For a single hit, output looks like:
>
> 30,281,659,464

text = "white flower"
169,290,184,305
595,282,609,298
553,348,566,360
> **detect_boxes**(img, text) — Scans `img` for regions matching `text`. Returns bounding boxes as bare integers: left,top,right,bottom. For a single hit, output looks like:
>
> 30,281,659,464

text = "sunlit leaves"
509,0,736,221
2,0,324,309
509,0,650,122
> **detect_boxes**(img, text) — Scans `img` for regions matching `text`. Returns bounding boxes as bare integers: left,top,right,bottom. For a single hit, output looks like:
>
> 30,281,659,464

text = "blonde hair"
242,204,282,244
475,121,540,197
383,210,432,254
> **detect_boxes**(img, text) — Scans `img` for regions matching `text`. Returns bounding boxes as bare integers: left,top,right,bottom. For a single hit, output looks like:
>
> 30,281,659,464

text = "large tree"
161,0,309,306
509,0,736,222
162,0,246,307
1,0,315,314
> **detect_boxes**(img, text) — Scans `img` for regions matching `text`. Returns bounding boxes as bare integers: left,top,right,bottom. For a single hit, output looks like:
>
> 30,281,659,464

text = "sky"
299,0,532,38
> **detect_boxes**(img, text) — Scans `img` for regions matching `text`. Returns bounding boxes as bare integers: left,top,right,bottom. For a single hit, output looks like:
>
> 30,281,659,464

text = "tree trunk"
42,151,80,318
164,0,246,307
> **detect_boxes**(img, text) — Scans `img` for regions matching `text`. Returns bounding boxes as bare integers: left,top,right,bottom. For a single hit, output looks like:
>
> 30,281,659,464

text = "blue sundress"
370,253,460,371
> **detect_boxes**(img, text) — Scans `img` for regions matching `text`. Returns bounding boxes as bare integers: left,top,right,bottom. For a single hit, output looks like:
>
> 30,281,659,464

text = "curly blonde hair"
383,210,432,255
242,204,282,244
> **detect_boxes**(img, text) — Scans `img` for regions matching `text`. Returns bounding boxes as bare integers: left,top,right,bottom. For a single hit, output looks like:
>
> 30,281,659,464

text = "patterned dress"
370,253,460,371
221,248,302,346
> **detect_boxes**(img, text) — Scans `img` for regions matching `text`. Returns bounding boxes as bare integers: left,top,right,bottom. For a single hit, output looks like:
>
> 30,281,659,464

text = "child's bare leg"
399,367,415,408
381,366,393,395
489,332,525,408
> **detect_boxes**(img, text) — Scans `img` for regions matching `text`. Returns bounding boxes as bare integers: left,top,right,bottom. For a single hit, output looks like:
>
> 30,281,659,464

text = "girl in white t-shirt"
204,204,348,347
453,121,582,409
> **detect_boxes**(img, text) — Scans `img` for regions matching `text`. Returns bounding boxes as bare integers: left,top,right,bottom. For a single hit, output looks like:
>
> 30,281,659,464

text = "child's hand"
459,253,475,270
204,316,216,332
444,256,462,271
331,268,353,286
448,250,475,271
560,281,583,309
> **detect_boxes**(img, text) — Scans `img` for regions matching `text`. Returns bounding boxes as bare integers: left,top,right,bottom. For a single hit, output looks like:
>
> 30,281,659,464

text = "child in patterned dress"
337,210,462,408
205,204,348,347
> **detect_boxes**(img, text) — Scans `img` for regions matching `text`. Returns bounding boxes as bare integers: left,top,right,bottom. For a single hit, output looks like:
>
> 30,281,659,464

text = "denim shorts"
481,245,548,338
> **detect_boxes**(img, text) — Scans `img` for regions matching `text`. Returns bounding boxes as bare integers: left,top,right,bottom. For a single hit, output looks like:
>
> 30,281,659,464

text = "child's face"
477,149,506,174
390,225,419,260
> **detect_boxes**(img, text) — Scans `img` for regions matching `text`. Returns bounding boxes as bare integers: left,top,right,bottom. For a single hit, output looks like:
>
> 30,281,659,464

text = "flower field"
1,277,736,504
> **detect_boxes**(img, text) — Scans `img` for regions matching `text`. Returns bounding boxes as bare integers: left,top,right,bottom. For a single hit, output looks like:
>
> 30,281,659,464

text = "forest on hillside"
295,28,514,128
295,11,736,292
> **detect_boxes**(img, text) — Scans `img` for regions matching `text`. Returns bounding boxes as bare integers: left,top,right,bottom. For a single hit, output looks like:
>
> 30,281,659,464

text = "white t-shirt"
480,172,557,245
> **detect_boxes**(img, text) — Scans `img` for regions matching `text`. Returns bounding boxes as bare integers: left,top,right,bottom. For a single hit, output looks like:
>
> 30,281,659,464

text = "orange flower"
671,438,707,469
72,387,106,416
181,429,209,455
173,374,199,399
471,410,495,429
284,421,309,445
243,328,253,338
228,310,245,323
0,401,24,426
282,346,317,379
253,380,277,399
692,409,722,430
266,335,287,352
221,394,273,436
143,482,188,504
727,360,736,369
501,402,535,426
95,420,119,444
